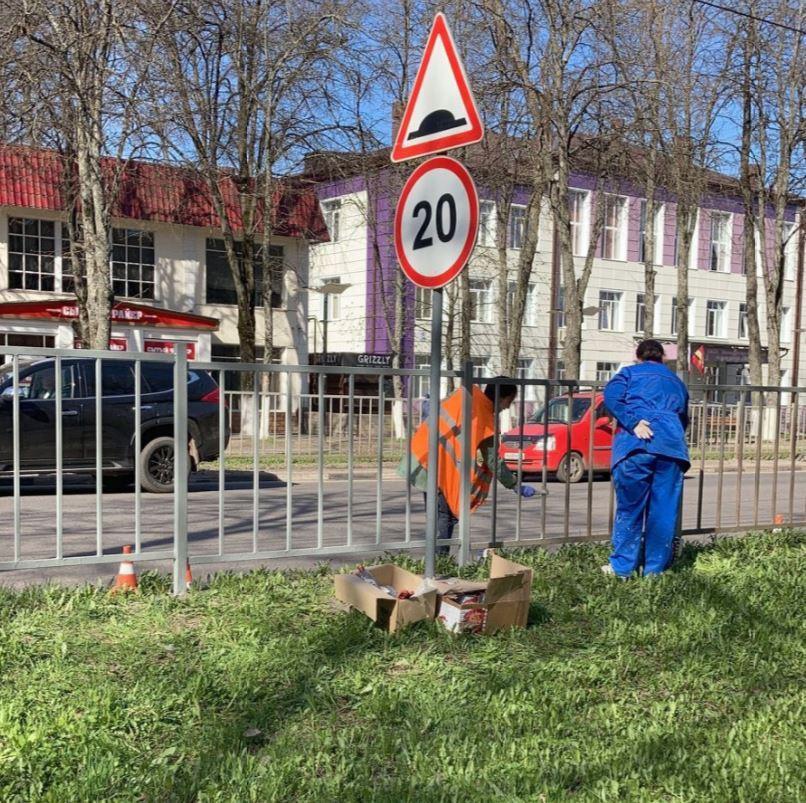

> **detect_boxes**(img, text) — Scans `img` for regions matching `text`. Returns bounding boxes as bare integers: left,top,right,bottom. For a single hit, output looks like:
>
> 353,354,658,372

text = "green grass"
1,533,804,802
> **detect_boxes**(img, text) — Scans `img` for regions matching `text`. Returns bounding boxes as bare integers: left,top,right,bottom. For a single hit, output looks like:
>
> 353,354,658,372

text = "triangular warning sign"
390,13,484,163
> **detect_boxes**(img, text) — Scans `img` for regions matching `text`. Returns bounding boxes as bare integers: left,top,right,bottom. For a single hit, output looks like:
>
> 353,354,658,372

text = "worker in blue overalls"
603,339,690,577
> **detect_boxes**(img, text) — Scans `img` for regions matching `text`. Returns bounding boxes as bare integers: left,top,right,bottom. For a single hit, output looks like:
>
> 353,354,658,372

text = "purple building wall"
314,163,799,373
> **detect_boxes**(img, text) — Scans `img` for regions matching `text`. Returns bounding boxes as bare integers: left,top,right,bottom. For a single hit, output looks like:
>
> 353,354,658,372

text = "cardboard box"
334,564,437,633
433,552,533,635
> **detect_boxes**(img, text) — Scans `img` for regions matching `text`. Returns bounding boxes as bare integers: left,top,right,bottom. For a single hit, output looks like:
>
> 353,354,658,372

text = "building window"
479,201,495,247
108,228,156,299
671,297,694,336
706,300,727,338
517,358,537,401
598,290,623,331
596,362,619,382
783,222,796,280
469,279,493,323
508,281,537,327
709,212,731,272
7,217,56,291
509,205,526,249
689,211,700,270
0,333,55,364
781,306,791,343
414,286,432,321
412,354,430,398
471,356,489,377
639,201,664,264
205,239,283,307
321,199,341,242
569,190,588,256
555,359,566,380
602,196,627,260
738,303,748,339
555,285,566,328
635,293,646,333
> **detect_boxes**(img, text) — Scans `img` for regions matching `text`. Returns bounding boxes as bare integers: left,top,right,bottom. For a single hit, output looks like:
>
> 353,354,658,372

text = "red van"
498,392,613,482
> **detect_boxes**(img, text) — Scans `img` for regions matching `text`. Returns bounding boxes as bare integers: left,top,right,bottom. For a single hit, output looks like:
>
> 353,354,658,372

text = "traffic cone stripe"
111,545,138,591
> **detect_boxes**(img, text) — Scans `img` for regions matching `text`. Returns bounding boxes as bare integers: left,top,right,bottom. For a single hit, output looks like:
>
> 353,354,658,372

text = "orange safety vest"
409,386,497,517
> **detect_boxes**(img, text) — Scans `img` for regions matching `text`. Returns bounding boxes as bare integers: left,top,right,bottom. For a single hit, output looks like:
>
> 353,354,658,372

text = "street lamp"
307,281,351,434
308,281,351,362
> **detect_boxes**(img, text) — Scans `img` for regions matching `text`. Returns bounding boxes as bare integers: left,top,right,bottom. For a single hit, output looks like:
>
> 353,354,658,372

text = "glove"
517,485,536,498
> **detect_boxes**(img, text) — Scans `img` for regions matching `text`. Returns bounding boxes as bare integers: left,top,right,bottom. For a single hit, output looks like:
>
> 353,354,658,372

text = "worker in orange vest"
399,378,537,556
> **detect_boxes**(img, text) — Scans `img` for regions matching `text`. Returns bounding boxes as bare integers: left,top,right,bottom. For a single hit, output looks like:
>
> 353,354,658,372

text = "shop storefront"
0,299,218,363
309,352,395,396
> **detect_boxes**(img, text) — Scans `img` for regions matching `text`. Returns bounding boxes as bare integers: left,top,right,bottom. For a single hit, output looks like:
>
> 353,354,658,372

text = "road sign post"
424,287,443,579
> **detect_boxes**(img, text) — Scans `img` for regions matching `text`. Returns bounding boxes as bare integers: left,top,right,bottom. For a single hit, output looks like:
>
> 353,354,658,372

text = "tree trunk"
675,203,695,377
643,166,657,339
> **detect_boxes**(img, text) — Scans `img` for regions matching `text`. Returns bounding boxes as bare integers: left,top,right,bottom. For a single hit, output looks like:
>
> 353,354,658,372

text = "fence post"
173,348,189,595
457,360,474,566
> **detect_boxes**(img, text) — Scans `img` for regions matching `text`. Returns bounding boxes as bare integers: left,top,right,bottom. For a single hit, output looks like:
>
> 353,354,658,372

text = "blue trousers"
610,452,685,577
423,492,453,555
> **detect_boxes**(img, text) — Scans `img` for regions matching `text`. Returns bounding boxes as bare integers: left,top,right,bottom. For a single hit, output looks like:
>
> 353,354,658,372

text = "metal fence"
1,346,804,593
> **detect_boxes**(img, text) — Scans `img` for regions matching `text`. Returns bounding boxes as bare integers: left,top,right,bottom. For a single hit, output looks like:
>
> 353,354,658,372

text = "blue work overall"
604,362,690,577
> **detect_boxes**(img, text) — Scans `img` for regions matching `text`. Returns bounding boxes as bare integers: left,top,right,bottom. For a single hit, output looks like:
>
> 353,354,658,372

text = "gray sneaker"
601,563,628,580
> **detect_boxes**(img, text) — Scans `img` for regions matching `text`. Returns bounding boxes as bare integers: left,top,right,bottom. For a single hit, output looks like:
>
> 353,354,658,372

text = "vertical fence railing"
1,348,805,588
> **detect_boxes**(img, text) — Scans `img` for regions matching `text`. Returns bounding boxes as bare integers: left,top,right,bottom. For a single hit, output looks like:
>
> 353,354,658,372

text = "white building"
308,157,804,393
0,145,327,387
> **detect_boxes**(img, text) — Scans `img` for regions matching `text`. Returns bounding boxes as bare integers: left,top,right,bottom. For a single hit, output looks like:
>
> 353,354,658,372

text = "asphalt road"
1,468,804,588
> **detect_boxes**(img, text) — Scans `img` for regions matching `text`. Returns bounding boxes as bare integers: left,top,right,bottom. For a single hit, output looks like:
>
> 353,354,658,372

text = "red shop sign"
144,339,196,360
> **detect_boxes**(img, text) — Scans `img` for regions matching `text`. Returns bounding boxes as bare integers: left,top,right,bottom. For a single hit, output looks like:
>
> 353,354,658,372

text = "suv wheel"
556,452,585,484
140,436,178,493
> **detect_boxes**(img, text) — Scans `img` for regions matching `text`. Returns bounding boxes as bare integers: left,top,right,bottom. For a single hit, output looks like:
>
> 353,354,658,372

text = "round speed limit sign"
394,156,479,288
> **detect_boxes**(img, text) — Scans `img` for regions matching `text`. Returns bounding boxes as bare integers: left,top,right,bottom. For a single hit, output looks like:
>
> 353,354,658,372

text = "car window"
142,363,174,393
530,397,591,424
18,364,77,400
141,363,200,393
595,403,612,420
96,361,136,397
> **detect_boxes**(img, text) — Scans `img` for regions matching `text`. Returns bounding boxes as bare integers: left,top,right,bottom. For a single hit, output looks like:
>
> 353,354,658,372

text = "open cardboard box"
334,564,437,633
433,552,533,635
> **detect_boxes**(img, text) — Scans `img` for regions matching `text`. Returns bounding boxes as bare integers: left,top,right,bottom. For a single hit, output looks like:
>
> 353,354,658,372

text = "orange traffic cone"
184,560,193,590
111,545,138,592
774,514,784,525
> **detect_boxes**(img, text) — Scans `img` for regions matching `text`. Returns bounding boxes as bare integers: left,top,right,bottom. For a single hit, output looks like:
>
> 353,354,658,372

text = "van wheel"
140,437,177,493
557,452,585,484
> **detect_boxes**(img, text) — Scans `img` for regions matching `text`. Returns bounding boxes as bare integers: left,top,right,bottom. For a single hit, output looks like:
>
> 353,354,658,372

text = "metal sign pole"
424,287,443,578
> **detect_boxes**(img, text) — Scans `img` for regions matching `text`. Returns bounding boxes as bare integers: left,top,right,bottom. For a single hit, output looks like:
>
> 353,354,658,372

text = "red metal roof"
0,299,219,330
0,145,328,242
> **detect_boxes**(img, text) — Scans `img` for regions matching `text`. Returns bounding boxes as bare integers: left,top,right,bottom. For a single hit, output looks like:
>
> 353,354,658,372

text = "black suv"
0,357,228,492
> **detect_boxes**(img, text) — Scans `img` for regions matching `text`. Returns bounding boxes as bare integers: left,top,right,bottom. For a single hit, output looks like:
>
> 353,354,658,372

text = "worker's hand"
517,485,537,498
633,420,654,440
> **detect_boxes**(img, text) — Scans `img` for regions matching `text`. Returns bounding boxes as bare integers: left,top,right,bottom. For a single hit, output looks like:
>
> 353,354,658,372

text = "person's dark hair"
636,339,665,363
484,377,518,402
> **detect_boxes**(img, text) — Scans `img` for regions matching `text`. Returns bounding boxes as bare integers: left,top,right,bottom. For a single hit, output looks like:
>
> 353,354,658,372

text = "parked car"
0,357,228,492
498,392,613,483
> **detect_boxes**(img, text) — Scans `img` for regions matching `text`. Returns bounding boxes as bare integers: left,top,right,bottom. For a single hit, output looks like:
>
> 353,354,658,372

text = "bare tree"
148,0,340,369
739,3,804,387
4,0,157,348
